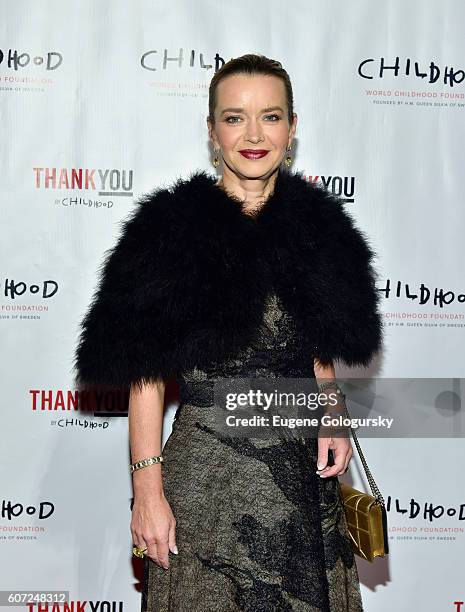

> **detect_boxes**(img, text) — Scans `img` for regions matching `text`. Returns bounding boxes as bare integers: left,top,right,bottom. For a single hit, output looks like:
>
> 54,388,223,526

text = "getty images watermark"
211,377,464,439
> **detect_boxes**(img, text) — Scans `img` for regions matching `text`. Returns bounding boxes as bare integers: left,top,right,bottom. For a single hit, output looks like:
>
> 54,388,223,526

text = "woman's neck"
216,169,278,214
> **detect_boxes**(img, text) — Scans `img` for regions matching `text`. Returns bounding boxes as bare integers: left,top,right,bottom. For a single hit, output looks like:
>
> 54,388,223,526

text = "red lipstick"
239,149,269,160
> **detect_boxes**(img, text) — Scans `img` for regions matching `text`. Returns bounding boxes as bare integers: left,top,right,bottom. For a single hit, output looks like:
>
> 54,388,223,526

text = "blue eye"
225,114,281,124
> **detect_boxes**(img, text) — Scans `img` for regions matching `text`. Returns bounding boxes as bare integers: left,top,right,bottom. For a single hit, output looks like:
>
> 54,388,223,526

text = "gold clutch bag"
338,402,389,562
339,482,389,562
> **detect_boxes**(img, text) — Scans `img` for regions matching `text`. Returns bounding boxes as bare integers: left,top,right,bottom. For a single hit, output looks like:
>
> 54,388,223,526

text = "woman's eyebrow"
220,106,284,115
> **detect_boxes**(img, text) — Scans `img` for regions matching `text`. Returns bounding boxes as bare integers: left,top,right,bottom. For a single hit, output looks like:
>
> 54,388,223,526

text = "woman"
74,54,383,611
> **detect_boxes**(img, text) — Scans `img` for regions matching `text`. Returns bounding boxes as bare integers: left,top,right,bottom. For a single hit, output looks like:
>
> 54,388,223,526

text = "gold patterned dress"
141,291,364,612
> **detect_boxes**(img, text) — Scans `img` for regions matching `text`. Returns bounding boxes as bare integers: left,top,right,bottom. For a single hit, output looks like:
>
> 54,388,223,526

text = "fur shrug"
73,167,383,389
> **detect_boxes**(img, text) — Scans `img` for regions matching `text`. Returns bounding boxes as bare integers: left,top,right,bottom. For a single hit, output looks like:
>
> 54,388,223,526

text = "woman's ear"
289,112,298,144
207,117,219,149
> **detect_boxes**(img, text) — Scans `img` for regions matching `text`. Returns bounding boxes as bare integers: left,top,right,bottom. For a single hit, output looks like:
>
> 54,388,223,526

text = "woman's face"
208,73,297,180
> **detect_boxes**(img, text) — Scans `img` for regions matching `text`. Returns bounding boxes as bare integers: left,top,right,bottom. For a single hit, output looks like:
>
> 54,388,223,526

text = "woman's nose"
245,120,264,143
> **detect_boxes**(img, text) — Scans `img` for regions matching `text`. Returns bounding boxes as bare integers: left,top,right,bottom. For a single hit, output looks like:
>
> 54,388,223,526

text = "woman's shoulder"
293,174,356,229
115,170,215,241
275,170,369,247
143,169,216,208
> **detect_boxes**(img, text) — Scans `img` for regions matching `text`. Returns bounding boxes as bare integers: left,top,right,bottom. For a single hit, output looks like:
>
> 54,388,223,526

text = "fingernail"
317,462,325,470
173,545,179,555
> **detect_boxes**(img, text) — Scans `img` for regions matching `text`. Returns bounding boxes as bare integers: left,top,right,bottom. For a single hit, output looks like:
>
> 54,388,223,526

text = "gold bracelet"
130,455,164,473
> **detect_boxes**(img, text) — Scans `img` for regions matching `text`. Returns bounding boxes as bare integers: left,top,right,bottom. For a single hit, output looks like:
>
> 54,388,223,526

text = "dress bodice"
177,291,315,407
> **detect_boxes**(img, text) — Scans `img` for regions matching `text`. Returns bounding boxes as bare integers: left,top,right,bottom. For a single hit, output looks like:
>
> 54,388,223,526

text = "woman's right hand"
131,491,178,569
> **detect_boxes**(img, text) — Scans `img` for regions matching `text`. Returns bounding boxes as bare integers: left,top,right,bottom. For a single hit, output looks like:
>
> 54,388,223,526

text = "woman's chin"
229,160,279,179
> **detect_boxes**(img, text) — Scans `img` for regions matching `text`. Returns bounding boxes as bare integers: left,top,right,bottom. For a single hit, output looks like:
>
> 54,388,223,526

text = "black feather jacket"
73,167,383,389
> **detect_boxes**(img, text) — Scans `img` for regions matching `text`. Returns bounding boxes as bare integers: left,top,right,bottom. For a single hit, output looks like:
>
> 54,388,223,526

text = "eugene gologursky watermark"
212,377,464,440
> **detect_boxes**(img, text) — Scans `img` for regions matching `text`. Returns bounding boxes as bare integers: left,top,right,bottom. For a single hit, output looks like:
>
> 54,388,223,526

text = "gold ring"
133,545,148,558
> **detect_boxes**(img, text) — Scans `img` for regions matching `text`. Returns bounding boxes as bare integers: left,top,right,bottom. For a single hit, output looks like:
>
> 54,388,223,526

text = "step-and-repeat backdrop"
1,1,464,610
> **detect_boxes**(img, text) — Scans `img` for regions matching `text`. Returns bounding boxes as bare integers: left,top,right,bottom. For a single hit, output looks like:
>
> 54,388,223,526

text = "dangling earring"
284,145,292,167
212,149,220,168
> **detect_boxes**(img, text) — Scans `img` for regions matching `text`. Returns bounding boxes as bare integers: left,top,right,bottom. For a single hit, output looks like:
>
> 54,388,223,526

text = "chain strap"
318,381,385,505
341,401,385,505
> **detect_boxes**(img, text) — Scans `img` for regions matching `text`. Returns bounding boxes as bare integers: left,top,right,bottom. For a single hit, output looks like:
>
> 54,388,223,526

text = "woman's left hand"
316,425,353,478
312,357,354,478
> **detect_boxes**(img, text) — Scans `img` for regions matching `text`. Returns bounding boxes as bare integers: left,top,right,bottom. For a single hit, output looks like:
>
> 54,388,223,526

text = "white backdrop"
1,1,464,610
